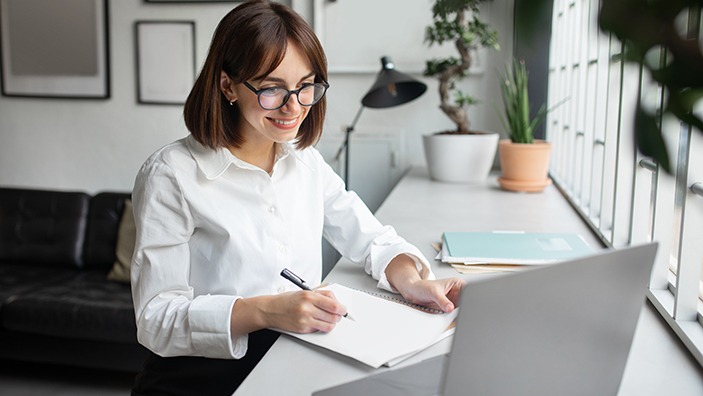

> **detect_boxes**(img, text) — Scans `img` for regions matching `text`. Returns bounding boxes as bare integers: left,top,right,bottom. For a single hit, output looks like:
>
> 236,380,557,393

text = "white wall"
0,0,514,194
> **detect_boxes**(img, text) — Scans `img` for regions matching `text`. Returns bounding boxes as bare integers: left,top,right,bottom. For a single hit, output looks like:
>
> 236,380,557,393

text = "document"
441,231,594,265
280,283,458,368
433,242,523,274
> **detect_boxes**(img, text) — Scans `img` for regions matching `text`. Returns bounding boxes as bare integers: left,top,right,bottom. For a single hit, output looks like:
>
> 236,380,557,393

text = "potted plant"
422,0,501,183
496,59,552,192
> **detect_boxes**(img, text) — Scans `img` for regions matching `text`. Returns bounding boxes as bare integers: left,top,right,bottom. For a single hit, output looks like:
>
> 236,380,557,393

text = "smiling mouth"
269,117,299,126
272,119,295,125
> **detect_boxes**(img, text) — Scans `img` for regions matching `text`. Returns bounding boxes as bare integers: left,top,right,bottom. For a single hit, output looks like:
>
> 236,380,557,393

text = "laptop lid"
442,242,657,396
313,243,657,396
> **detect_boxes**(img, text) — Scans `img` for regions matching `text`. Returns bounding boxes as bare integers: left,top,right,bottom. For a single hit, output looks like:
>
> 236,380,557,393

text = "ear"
220,71,237,103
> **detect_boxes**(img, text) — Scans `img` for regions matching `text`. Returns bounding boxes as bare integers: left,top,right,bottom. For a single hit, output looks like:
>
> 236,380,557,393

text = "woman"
130,1,464,395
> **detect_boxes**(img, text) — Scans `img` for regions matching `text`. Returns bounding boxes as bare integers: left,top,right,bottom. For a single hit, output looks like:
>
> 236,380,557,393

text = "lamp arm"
333,105,365,162
347,106,365,133
332,106,365,188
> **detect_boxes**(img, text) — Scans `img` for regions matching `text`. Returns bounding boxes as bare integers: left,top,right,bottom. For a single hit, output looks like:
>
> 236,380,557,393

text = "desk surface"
235,168,703,396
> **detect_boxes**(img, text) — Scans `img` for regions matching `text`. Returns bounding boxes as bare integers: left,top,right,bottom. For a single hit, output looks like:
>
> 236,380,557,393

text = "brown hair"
183,0,328,149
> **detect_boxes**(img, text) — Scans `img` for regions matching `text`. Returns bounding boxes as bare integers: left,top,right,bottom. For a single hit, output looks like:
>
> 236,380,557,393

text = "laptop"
313,243,658,396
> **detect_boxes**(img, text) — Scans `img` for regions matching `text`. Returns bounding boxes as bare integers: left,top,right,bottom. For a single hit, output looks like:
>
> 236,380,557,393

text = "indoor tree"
424,0,500,134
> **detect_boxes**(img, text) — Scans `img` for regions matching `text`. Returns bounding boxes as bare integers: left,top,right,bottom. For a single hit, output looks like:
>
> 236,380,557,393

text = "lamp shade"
361,56,427,109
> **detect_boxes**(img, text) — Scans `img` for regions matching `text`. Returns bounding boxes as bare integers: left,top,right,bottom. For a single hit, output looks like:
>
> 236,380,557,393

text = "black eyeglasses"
243,81,329,110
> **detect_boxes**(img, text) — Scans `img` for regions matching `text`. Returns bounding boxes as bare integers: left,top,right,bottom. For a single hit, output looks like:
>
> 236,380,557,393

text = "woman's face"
232,43,315,148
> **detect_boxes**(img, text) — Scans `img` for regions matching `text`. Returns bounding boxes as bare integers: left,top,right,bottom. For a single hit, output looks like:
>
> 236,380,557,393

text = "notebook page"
281,283,458,368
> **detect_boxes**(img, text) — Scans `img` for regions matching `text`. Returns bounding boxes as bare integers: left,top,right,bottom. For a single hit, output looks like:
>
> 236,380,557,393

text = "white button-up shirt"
130,135,432,359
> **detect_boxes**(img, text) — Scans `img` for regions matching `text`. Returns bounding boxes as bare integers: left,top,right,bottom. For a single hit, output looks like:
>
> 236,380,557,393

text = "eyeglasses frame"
242,81,330,111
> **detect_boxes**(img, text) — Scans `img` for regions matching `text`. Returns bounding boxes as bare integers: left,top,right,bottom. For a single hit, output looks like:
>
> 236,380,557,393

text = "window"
547,0,703,366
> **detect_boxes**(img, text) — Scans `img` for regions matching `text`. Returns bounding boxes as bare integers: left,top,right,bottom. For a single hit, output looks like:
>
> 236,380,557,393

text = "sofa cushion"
0,188,90,269
1,271,137,344
83,192,131,270
107,199,135,283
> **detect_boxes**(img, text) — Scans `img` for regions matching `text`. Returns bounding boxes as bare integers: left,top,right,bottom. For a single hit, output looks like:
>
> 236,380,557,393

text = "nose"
279,92,302,113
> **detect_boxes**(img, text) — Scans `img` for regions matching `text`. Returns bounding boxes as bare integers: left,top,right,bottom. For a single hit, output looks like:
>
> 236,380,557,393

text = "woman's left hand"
385,254,464,313
396,278,464,313
398,278,464,312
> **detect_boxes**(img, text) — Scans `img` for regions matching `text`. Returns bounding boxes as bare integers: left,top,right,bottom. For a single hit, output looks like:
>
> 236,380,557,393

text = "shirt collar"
185,135,296,180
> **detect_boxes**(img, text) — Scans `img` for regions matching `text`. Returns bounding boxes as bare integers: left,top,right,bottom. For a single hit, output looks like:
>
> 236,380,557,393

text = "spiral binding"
350,287,444,314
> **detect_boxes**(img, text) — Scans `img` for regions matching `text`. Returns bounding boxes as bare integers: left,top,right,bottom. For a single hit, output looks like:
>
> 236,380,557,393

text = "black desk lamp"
334,56,427,188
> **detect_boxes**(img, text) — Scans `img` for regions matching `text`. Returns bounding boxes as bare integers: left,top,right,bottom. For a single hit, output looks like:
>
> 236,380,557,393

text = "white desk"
235,168,703,395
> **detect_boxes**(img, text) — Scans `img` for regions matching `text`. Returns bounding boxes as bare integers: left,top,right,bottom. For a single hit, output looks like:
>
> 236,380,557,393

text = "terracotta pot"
498,139,552,192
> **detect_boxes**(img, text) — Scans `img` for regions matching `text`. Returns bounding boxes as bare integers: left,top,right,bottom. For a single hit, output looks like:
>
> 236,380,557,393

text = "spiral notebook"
280,283,458,368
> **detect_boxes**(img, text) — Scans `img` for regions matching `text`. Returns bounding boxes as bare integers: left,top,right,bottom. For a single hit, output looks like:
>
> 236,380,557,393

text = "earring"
229,100,235,106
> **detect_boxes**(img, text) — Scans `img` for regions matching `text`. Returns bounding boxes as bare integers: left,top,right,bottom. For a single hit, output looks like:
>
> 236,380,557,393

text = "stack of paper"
281,283,458,368
439,231,594,270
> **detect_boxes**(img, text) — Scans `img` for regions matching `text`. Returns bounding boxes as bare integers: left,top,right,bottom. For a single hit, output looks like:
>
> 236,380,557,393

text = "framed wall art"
0,0,110,99
135,21,195,105
144,0,237,3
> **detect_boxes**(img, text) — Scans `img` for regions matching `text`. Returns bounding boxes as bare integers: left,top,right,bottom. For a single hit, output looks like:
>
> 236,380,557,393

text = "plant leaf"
634,105,671,174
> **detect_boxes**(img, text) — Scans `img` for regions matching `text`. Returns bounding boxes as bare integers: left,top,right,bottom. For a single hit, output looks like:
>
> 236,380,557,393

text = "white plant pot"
423,132,500,183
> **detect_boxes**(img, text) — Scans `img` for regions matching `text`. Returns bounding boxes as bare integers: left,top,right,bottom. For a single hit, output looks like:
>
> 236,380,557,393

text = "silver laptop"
313,243,658,396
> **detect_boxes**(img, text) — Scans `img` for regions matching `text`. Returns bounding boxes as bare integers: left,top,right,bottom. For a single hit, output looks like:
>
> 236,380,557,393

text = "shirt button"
268,206,276,214
279,246,287,253
277,286,286,293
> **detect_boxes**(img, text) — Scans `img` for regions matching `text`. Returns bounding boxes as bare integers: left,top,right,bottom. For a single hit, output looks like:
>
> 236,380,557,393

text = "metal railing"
548,0,703,367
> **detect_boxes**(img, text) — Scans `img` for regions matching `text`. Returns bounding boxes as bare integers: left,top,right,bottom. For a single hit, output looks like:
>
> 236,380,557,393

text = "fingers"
307,292,348,332
436,278,464,312
314,290,348,317
271,290,347,334
444,278,465,307
420,291,454,313
401,278,465,313
434,293,455,313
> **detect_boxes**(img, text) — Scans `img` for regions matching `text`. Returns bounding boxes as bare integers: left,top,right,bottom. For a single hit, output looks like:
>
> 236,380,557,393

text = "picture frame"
144,0,237,3
135,21,196,105
0,0,110,99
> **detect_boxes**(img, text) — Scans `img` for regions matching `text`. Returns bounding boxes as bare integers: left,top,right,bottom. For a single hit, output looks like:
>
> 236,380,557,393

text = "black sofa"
0,187,148,372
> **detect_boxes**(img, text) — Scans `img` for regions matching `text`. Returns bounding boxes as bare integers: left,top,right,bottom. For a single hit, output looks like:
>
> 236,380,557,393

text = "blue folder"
442,231,595,265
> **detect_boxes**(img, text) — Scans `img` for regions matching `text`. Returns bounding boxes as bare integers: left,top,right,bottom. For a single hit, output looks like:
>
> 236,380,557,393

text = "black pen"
280,268,355,321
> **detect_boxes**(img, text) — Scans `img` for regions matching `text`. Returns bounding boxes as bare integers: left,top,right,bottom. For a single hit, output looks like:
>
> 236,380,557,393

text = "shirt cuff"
189,294,247,359
373,247,435,293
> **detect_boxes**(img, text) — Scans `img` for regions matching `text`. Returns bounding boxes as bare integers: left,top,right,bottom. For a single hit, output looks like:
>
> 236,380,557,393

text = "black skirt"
132,329,280,396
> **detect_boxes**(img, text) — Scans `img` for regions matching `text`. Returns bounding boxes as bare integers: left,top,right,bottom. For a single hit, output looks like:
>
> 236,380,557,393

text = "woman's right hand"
230,290,348,336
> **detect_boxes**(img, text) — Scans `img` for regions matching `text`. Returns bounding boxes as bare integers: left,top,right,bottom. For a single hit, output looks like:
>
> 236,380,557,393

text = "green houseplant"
421,0,502,183
497,59,549,144
496,59,553,192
